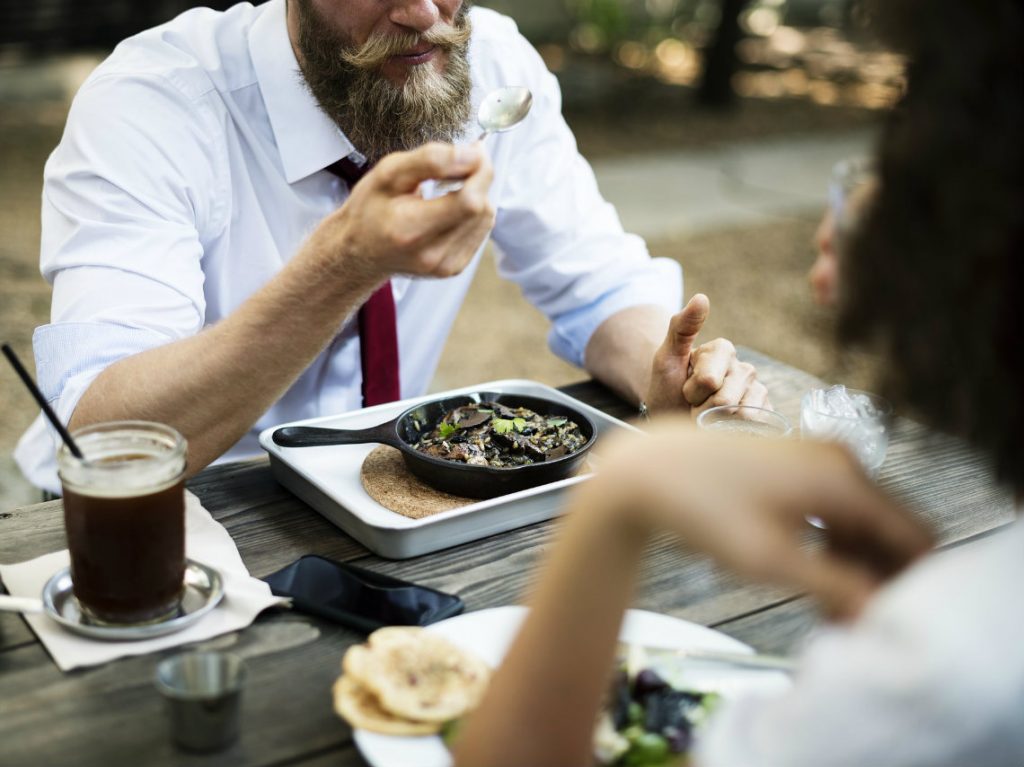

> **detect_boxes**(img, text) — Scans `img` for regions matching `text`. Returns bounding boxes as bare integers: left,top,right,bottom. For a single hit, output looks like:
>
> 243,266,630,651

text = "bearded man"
16,0,768,494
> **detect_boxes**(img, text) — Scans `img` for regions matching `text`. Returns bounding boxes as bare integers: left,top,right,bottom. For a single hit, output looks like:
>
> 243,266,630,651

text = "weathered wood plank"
298,743,366,767
267,743,361,767
0,612,359,767
712,596,820,656
187,456,371,574
344,526,799,628
0,499,66,562
0,611,35,650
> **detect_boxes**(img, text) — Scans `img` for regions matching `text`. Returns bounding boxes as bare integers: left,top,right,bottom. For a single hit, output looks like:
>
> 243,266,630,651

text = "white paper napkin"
0,491,288,672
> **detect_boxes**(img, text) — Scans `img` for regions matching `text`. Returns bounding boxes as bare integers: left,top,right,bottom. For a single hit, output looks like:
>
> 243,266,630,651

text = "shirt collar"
249,0,354,183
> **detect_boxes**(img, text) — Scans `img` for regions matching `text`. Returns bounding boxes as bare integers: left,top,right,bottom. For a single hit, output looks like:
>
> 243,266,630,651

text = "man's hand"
301,142,496,288
593,421,934,619
645,293,770,414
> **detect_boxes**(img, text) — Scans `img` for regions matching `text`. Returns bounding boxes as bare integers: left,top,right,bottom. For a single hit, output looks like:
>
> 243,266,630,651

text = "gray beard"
295,6,473,161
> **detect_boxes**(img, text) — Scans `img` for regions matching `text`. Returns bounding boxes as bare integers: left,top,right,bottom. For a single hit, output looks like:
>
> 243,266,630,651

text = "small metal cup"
155,651,245,752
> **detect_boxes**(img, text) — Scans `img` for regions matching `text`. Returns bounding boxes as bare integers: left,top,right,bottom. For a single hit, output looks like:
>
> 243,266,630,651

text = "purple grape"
632,668,668,699
644,689,702,732
610,670,632,730
664,724,694,754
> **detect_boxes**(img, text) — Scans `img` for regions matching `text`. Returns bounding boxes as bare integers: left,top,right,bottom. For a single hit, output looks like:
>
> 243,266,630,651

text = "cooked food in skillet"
413,401,587,468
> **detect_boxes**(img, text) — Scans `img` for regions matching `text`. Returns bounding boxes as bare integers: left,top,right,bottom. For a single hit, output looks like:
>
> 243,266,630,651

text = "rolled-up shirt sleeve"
24,70,225,484
485,20,683,366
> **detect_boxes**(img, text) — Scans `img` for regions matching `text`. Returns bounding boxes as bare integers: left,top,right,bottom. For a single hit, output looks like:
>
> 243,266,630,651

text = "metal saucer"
41,560,224,641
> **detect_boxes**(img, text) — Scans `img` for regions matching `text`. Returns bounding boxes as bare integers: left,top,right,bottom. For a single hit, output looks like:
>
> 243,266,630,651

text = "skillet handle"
272,419,401,448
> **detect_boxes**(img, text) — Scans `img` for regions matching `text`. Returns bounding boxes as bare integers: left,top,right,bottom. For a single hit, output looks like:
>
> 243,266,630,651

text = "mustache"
340,21,471,71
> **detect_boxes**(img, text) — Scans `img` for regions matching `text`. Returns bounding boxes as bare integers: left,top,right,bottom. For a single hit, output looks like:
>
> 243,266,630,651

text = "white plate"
353,606,791,767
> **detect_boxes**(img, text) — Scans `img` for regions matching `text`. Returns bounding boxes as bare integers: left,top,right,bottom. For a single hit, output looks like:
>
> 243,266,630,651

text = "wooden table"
0,350,1015,766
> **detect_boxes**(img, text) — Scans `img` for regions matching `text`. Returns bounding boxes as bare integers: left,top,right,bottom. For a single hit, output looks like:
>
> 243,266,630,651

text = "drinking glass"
800,389,892,475
696,405,792,438
156,651,245,752
57,421,187,625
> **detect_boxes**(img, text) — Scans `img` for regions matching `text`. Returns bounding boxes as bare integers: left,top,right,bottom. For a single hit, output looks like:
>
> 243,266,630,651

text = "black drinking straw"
2,342,85,459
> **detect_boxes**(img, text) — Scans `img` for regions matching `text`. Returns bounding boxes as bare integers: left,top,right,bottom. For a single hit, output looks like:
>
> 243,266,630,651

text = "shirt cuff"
34,321,174,404
546,258,683,366
16,321,176,493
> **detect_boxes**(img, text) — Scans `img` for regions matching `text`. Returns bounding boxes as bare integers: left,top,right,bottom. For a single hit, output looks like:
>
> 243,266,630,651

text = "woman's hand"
591,420,933,619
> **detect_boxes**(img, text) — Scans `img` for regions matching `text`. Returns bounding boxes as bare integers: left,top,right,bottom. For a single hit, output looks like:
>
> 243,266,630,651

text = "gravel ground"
0,89,880,509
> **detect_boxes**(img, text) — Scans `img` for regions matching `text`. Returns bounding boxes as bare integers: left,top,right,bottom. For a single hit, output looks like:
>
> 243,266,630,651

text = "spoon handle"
433,178,466,195
433,130,493,195
0,594,45,614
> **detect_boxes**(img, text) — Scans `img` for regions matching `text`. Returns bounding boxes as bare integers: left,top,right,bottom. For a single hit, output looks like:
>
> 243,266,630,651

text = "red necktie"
326,155,401,407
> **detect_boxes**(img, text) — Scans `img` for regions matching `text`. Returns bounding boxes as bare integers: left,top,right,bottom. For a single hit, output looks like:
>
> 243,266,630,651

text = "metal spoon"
435,85,533,194
0,594,44,614
474,85,533,141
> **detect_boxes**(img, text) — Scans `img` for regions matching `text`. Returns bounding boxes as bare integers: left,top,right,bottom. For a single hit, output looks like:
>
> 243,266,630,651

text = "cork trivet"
360,446,477,519
360,445,594,520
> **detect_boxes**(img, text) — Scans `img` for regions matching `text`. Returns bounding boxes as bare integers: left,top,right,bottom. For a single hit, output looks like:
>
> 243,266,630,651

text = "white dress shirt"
698,517,1024,767
14,1,682,493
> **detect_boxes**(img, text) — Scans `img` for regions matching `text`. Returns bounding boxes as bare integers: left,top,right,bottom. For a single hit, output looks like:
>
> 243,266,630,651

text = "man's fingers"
739,380,770,409
433,204,497,277
691,361,756,413
682,338,734,405
665,294,710,359
385,153,495,249
375,142,485,194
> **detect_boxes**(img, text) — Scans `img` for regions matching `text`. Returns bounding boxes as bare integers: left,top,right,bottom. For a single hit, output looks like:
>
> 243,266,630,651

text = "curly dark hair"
838,0,1024,492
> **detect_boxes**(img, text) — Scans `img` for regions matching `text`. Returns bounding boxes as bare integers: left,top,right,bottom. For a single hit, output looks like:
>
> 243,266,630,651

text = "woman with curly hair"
451,1,1024,765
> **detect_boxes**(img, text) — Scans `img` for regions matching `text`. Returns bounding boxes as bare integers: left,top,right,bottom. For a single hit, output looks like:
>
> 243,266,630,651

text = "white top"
14,1,682,493
698,518,1024,767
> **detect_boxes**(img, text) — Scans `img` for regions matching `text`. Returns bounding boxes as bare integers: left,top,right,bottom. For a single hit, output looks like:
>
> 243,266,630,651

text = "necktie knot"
325,151,370,187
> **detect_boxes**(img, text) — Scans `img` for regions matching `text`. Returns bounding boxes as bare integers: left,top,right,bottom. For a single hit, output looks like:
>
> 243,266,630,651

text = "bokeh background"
0,0,892,507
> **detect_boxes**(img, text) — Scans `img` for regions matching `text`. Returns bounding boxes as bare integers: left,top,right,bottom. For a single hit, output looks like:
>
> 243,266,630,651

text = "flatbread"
342,627,491,723
332,675,441,736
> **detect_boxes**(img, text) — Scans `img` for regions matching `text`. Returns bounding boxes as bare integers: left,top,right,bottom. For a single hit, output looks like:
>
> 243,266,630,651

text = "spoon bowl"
476,86,533,138
434,86,533,194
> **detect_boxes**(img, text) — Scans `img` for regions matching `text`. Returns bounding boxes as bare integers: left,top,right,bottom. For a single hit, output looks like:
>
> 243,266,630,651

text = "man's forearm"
583,304,672,405
66,142,496,475
68,248,381,475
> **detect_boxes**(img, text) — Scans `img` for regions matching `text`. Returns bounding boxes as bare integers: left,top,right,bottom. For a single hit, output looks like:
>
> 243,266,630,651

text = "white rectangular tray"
258,379,637,559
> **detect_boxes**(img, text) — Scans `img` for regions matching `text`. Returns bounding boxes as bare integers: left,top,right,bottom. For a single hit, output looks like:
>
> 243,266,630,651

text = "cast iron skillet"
271,391,597,499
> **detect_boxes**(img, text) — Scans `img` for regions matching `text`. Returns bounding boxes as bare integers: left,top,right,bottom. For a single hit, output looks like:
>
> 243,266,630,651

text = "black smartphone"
262,555,464,635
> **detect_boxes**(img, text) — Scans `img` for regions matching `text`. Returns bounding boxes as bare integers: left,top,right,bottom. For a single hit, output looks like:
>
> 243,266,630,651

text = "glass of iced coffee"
57,421,187,625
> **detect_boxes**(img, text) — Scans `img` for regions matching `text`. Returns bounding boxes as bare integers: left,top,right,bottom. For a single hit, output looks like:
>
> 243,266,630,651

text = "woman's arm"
452,480,647,767
452,423,932,767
